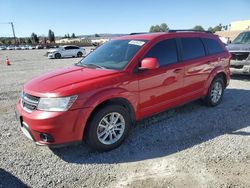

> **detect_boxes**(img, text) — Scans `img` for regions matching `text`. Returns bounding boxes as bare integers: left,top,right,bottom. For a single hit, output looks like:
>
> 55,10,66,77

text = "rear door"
70,46,80,56
63,46,72,57
179,37,209,100
137,38,184,117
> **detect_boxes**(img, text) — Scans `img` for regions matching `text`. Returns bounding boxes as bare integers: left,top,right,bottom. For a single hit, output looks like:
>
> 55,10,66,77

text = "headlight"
37,95,77,112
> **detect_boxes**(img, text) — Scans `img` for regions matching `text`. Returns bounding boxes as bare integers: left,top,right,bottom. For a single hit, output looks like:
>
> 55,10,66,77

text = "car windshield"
232,32,250,44
76,39,147,70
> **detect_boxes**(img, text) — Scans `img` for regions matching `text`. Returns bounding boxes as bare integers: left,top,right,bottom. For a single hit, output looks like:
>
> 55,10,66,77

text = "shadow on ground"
0,168,27,188
51,88,250,164
231,74,250,81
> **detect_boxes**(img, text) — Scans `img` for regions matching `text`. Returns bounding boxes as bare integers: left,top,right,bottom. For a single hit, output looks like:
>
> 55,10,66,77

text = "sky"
0,0,250,37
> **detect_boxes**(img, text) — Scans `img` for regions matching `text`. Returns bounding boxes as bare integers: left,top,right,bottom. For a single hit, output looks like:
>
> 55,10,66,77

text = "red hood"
24,65,118,97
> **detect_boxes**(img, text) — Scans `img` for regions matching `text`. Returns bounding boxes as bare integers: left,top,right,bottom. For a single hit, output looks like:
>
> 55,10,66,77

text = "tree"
207,24,224,33
19,38,26,44
193,25,205,31
1,39,6,45
95,33,100,37
160,23,168,32
64,34,67,38
48,29,55,43
149,23,169,32
71,33,76,38
26,38,32,44
67,33,70,38
213,24,223,32
208,27,214,32
31,33,39,43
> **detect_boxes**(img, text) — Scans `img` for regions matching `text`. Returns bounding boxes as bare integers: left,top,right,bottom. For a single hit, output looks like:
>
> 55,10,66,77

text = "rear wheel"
77,52,83,57
54,53,61,59
204,76,225,106
85,105,131,151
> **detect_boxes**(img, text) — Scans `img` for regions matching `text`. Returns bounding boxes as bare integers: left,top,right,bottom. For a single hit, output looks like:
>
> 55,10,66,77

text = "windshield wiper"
80,63,107,69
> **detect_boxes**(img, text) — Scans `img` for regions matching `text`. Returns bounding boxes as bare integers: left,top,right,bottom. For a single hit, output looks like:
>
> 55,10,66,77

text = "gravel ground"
0,49,250,188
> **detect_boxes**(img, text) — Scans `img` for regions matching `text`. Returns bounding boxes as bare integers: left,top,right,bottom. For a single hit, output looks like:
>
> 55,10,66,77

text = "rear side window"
203,38,225,54
145,39,178,66
71,46,79,49
181,38,205,61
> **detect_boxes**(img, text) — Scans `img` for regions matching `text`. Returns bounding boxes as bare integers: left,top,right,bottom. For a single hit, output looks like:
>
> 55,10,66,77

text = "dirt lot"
0,49,250,188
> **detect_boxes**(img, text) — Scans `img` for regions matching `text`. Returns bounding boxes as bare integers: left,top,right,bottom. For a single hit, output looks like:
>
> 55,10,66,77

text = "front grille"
230,65,244,69
21,92,40,113
231,52,249,61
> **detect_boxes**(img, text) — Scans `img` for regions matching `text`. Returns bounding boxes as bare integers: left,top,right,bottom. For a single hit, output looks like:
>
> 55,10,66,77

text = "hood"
24,65,118,96
227,43,250,52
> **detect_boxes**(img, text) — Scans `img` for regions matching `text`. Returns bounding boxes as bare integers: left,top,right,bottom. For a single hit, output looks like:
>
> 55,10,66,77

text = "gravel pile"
0,50,249,187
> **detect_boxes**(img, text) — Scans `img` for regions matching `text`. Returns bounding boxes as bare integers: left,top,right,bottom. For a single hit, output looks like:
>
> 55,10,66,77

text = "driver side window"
144,39,178,67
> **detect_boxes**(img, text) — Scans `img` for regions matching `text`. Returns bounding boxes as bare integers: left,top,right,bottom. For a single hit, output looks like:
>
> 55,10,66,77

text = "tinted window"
181,38,205,61
64,46,70,50
145,39,178,66
204,38,225,54
71,46,79,49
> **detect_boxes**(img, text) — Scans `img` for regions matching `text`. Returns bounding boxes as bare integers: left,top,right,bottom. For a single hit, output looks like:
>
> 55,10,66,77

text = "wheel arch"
203,67,228,96
83,97,136,139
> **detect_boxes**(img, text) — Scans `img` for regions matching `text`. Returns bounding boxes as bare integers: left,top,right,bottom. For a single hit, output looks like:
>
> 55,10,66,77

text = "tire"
54,53,61,59
85,105,131,151
77,52,83,57
204,76,225,107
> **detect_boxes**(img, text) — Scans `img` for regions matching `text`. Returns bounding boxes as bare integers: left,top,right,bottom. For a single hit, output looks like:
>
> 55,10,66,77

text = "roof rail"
129,32,148,35
168,29,212,33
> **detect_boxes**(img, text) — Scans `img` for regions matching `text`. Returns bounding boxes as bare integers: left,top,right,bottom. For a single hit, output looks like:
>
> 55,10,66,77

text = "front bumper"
230,60,250,75
47,53,54,58
16,99,92,145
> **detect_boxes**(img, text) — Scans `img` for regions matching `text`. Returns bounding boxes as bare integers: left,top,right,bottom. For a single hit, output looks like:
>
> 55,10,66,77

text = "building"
230,20,250,31
216,20,250,42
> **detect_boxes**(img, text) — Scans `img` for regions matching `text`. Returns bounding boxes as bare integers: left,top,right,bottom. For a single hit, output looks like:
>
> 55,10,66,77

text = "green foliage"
71,33,76,38
149,23,169,32
26,38,32,44
0,39,7,45
48,29,55,43
19,38,26,44
31,33,39,43
207,24,224,33
193,25,205,31
95,33,100,37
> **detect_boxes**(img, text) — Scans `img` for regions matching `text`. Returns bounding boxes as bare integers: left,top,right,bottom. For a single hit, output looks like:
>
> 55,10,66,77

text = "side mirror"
140,58,159,70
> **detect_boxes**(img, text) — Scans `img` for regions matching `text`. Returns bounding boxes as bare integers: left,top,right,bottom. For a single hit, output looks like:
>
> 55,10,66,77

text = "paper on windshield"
128,40,145,46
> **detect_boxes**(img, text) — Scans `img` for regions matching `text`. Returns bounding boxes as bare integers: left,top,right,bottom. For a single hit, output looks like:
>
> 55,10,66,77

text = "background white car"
0,46,7,50
47,45,86,59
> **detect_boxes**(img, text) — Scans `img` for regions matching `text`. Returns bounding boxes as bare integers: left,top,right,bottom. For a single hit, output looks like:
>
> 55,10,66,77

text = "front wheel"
85,105,131,151
204,77,225,107
77,52,83,57
54,53,61,59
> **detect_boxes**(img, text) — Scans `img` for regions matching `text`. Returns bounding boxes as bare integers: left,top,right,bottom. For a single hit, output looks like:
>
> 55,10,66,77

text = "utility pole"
9,22,17,44
0,22,17,44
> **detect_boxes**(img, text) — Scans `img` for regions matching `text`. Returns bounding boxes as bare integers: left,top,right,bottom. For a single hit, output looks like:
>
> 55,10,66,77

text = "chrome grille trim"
21,92,40,113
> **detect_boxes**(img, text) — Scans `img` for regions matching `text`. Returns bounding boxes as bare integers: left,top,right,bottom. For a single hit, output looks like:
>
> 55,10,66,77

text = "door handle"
173,68,182,73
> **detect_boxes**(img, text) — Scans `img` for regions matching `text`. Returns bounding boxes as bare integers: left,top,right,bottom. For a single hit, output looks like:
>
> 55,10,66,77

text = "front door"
137,38,184,118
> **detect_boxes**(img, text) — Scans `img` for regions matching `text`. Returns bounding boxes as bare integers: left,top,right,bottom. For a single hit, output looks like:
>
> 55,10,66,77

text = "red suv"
16,31,231,151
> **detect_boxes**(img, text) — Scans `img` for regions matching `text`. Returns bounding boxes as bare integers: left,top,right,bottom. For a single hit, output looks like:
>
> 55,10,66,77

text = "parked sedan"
20,45,29,50
0,46,7,50
14,46,21,50
47,45,86,59
7,45,15,50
